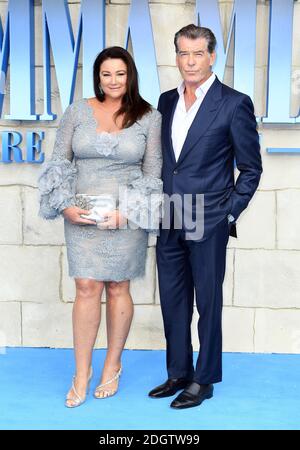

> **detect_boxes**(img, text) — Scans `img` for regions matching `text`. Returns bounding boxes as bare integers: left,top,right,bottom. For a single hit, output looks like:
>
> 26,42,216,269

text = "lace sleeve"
119,108,163,233
38,103,77,220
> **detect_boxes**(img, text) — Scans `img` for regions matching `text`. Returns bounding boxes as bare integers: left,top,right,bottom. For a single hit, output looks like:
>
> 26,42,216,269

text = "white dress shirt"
171,72,216,162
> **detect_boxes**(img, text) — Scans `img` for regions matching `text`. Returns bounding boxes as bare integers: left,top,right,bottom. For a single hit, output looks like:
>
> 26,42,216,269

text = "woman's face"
99,58,128,101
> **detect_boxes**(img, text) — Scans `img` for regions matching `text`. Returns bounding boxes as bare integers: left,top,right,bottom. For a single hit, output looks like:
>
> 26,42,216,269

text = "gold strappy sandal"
65,366,93,408
94,365,122,399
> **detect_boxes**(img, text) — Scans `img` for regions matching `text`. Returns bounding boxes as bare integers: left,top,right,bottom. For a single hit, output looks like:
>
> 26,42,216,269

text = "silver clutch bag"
75,194,117,223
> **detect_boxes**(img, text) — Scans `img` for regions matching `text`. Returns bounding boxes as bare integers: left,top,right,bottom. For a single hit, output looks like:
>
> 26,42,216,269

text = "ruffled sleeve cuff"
119,176,163,233
38,160,77,219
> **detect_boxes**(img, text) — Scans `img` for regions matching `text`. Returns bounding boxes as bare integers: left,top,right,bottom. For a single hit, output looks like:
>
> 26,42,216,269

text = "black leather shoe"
170,382,214,409
148,378,190,398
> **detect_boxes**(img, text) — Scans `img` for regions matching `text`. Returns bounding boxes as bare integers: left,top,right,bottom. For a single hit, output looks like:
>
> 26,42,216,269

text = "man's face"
176,36,216,86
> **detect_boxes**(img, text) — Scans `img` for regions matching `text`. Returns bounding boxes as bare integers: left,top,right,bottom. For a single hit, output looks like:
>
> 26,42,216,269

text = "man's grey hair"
174,24,217,54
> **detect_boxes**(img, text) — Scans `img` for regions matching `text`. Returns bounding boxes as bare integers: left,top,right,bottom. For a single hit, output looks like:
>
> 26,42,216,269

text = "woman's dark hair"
93,46,152,128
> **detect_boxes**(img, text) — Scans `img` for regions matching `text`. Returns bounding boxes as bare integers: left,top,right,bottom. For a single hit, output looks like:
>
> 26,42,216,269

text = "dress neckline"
83,97,126,136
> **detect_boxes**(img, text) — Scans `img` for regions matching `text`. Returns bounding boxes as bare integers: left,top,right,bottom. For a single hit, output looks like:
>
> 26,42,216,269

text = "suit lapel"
176,77,224,166
163,90,179,165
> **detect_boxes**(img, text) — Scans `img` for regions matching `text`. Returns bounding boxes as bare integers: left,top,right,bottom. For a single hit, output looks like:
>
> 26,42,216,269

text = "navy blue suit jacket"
157,76,263,243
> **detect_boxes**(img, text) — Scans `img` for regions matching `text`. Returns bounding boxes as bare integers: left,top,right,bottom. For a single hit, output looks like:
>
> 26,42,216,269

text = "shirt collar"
177,72,216,98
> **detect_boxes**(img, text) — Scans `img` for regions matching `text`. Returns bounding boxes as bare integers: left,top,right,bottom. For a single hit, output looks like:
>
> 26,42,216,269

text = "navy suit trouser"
156,217,230,385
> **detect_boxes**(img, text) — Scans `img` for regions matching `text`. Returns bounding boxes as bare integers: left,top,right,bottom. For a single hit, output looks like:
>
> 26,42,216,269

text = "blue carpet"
0,348,299,430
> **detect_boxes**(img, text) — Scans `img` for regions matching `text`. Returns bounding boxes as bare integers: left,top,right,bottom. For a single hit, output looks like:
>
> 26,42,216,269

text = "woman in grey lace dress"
38,47,162,407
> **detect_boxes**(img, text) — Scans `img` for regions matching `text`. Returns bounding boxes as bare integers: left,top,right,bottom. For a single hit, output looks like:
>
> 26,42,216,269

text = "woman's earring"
98,84,104,95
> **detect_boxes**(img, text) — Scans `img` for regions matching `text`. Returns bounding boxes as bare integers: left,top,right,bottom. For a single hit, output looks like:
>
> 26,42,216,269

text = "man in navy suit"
148,24,262,409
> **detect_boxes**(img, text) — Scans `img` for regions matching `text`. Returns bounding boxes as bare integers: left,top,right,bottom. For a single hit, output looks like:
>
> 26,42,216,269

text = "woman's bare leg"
65,278,104,406
94,280,133,398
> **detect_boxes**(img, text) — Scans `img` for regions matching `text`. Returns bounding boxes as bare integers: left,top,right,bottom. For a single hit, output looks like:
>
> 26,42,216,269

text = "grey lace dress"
38,98,163,281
